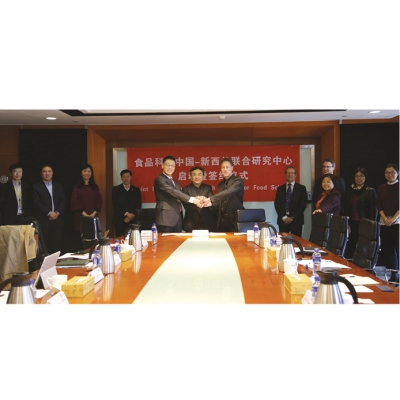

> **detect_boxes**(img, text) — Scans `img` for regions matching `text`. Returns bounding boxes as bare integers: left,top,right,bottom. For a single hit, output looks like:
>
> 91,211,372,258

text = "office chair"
351,218,380,272
309,212,332,248
325,215,349,257
135,208,157,231
80,216,102,250
235,208,266,233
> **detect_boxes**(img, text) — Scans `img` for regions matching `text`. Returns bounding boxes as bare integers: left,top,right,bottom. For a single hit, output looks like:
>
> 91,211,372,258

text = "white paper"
358,299,375,304
339,282,373,293
340,274,380,285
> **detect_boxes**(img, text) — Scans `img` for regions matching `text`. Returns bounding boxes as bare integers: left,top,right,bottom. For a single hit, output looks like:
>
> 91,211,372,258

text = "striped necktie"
286,183,292,212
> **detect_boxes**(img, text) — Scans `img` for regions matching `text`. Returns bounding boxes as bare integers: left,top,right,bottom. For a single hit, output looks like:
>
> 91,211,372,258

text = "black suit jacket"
112,184,142,225
209,174,245,228
182,183,217,232
32,181,66,227
274,182,307,225
0,180,32,225
154,174,191,227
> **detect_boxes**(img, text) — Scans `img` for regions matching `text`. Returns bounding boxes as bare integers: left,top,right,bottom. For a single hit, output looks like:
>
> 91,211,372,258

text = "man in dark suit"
112,169,142,237
154,156,202,233
182,167,217,232
312,158,345,213
202,157,245,232
32,165,66,255
0,163,33,225
274,165,307,237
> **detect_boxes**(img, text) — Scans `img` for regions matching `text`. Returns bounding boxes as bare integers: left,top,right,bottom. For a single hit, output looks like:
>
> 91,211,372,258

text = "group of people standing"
1,156,398,284
275,158,399,283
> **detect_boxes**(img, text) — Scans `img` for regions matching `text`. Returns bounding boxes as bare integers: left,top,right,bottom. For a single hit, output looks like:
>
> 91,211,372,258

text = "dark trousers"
41,221,63,255
115,223,130,238
278,220,303,237
379,224,399,282
158,215,183,233
345,219,360,259
218,214,236,232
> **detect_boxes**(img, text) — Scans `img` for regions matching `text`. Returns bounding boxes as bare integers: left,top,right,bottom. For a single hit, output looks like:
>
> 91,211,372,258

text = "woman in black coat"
344,167,377,258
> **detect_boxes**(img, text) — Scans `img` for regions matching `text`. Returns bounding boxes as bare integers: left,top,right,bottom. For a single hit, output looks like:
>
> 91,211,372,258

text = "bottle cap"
314,248,320,251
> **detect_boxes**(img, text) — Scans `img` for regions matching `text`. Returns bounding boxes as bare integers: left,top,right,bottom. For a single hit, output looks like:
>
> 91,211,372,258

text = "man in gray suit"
154,156,202,233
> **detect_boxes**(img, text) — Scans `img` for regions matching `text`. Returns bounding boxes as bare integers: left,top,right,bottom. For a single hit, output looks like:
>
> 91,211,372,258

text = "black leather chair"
235,209,266,232
80,216,102,249
351,218,380,271
325,215,349,257
309,212,332,248
136,208,157,231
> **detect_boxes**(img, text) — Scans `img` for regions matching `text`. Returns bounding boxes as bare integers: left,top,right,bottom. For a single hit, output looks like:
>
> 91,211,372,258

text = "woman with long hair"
70,164,102,248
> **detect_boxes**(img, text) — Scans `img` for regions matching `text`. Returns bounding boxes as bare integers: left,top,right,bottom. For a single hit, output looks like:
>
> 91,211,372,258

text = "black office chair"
80,216,102,250
325,215,349,257
235,208,266,233
351,218,380,271
309,212,332,248
135,208,157,231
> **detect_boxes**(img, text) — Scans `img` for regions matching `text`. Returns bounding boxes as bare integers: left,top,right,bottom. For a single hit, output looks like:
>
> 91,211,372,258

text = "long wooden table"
39,233,399,304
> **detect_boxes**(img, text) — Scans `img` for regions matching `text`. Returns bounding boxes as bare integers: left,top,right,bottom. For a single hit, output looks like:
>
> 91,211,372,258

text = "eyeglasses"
163,164,175,168
322,165,333,169
355,175,365,178
385,171,397,175
285,172,296,175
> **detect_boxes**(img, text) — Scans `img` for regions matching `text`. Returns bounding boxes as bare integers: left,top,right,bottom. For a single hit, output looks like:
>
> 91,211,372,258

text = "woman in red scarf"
312,173,341,216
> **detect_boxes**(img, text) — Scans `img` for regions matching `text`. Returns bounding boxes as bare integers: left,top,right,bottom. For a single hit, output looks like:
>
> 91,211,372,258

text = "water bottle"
270,234,277,247
93,249,102,269
29,278,37,300
253,223,259,245
151,223,158,245
114,239,121,254
312,248,322,275
311,275,321,303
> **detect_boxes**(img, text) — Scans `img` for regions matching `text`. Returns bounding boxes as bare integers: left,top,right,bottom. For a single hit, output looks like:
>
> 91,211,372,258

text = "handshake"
193,196,212,208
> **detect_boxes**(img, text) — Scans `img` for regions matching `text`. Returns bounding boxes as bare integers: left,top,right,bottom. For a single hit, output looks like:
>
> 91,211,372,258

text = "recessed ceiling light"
46,117,57,120
369,110,380,114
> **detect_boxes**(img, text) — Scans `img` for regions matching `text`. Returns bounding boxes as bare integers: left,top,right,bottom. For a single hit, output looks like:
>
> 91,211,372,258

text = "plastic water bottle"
93,249,102,269
253,223,259,245
114,239,121,254
270,234,277,247
29,278,37,300
312,248,322,275
151,223,158,245
311,275,321,303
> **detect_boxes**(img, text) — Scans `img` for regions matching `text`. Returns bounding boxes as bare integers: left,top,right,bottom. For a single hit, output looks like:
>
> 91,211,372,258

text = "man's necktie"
169,176,175,186
286,183,292,212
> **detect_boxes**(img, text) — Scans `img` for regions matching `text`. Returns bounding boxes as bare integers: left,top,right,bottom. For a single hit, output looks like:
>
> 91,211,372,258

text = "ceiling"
0,109,398,126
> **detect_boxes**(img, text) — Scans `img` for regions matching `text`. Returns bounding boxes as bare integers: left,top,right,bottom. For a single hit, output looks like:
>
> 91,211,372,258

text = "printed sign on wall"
127,145,300,202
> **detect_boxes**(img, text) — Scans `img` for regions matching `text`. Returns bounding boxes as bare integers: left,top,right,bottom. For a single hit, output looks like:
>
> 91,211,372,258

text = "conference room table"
39,232,399,305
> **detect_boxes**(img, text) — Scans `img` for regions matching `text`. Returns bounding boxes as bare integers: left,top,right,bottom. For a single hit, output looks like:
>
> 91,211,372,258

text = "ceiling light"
368,110,380,114
46,117,57,120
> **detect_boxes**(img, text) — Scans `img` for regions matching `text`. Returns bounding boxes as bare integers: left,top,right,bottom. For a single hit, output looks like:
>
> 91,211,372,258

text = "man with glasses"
274,166,307,237
312,158,346,212
154,156,202,233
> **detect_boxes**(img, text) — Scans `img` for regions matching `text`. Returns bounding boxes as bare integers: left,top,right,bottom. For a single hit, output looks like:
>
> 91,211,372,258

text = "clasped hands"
193,196,212,208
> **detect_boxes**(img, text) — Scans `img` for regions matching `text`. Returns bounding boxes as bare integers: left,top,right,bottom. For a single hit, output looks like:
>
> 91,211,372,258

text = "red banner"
127,145,300,202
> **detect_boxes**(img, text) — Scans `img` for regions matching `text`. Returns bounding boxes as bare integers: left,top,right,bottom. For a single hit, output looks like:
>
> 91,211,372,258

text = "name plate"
141,230,152,242
89,267,105,284
46,291,69,305
192,230,209,237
